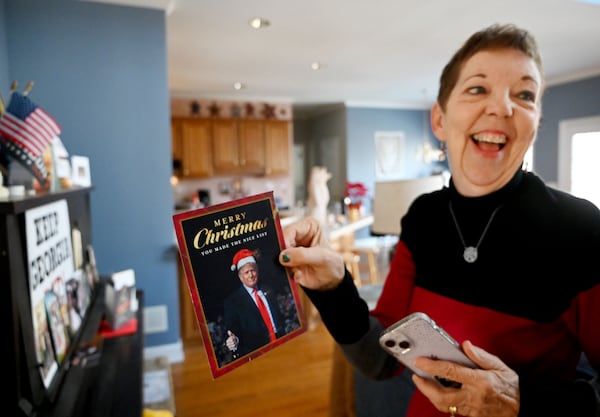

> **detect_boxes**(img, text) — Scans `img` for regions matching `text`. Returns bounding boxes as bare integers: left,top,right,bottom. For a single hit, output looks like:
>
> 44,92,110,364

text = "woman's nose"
485,91,514,117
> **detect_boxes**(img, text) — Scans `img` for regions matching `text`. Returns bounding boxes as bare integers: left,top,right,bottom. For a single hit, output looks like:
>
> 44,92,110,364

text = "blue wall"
2,0,180,350
536,75,600,183
346,106,445,186
0,2,8,97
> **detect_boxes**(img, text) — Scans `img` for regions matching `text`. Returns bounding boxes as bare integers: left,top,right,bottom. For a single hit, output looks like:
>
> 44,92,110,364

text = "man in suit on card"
223,249,287,359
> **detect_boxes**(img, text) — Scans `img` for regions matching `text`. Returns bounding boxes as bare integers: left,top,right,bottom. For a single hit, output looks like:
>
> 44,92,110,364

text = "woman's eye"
467,86,486,95
518,90,536,102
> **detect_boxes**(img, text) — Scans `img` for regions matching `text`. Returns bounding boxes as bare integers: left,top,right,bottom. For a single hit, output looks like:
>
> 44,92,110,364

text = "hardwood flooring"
170,320,336,417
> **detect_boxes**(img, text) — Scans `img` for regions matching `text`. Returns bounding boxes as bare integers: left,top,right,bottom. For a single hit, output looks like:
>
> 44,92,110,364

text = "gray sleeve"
339,315,401,380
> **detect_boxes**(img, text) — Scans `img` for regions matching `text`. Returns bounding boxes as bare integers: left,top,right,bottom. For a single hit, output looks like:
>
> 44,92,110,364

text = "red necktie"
253,288,276,342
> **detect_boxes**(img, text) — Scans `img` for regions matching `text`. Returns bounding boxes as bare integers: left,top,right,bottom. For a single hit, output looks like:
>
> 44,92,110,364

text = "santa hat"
231,249,257,271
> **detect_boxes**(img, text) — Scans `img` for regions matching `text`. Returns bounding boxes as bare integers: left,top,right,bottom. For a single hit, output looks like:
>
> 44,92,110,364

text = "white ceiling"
98,0,600,115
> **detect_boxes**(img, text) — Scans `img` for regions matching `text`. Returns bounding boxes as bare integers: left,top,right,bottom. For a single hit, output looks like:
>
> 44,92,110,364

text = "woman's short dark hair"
437,23,544,110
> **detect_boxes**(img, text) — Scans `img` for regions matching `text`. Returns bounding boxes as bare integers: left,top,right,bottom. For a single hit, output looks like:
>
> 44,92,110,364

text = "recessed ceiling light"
233,82,245,90
311,62,322,70
249,17,270,29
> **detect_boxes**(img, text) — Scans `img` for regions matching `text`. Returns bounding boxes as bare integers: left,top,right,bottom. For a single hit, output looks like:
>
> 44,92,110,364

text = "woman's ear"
430,102,446,141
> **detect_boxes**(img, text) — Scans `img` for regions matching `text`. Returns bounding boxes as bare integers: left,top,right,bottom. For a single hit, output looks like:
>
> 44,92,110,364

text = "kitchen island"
278,211,374,241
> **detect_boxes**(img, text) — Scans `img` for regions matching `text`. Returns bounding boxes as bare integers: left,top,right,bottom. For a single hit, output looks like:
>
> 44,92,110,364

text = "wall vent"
144,305,168,334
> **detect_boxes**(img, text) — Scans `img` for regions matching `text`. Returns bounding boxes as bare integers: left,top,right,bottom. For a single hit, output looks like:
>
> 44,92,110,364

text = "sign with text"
25,199,74,388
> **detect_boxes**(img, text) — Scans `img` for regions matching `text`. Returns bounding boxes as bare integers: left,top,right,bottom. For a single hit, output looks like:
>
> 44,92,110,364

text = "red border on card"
173,191,306,378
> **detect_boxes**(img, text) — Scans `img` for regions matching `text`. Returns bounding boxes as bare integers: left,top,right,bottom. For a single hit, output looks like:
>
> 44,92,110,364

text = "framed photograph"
70,155,92,187
65,275,83,335
33,300,58,388
44,290,69,364
173,191,306,378
85,244,100,288
105,269,137,330
375,131,405,180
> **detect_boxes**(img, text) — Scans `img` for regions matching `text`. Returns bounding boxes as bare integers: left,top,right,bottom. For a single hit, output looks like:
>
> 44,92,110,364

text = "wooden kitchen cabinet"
175,118,214,177
212,119,265,175
239,119,266,173
211,119,240,173
171,117,292,177
265,120,291,176
171,121,182,162
178,260,201,341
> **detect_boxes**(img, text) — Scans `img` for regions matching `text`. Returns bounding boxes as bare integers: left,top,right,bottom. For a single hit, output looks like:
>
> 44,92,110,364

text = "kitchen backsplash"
172,175,294,210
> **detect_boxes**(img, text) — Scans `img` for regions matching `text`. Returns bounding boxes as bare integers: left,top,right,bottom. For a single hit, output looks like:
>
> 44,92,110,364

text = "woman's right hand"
279,217,346,291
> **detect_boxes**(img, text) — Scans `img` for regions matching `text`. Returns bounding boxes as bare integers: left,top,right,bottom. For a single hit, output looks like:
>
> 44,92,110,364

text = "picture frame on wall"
375,131,405,180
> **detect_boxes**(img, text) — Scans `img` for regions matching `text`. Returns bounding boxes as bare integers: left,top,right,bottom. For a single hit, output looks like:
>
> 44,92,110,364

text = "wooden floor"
170,320,336,417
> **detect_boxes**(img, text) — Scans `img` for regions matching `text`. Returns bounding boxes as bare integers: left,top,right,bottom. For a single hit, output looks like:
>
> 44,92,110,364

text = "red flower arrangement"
344,181,368,205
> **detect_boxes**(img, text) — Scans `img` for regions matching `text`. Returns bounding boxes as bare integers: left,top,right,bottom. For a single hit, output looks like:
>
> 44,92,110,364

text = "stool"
341,251,362,287
351,237,381,284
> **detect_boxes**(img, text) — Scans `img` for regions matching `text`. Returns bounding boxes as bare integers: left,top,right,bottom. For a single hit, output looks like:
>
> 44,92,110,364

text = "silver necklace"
448,202,503,263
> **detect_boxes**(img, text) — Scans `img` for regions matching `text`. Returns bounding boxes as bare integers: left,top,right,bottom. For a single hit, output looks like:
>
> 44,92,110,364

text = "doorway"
293,143,306,204
558,115,600,208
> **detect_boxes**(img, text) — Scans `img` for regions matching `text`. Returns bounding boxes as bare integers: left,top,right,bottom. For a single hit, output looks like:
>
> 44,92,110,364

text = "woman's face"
431,48,542,196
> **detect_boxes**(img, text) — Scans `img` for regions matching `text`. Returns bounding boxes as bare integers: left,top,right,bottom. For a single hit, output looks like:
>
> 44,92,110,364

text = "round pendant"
463,247,478,263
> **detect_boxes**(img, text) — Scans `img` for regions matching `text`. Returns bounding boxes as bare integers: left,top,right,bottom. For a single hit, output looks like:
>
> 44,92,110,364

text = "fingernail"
282,253,290,262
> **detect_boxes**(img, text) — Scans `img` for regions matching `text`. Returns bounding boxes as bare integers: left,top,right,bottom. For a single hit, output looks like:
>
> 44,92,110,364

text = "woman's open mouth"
472,133,506,151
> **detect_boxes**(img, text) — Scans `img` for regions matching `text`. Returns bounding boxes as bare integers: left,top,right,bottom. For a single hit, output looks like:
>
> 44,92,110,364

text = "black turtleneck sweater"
304,170,600,417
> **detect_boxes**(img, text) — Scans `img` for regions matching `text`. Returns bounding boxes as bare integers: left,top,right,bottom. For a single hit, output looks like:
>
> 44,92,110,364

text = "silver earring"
439,142,447,161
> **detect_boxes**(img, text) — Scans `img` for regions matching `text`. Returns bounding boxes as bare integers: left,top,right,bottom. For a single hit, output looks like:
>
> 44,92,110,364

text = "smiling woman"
273,23,600,417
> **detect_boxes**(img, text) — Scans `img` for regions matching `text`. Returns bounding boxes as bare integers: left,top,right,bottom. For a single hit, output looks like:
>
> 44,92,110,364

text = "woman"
279,23,600,417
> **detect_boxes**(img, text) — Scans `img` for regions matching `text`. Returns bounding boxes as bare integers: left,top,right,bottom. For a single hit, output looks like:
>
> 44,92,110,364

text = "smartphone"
379,312,477,388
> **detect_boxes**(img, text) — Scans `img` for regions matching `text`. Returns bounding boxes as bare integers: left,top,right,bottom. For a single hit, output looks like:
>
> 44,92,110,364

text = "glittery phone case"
379,312,477,388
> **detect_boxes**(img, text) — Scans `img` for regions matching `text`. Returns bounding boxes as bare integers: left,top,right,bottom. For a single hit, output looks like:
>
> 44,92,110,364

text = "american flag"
0,92,61,187
0,91,61,157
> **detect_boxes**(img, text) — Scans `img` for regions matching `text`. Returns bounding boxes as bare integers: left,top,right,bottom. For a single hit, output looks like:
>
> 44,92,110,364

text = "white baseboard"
144,339,185,363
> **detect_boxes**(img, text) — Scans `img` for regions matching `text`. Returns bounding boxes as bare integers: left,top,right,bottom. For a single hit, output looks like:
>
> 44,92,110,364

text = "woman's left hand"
412,340,520,417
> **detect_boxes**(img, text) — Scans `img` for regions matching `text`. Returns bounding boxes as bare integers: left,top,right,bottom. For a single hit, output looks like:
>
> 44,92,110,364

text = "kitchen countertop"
277,212,374,240
325,215,373,240
279,214,301,227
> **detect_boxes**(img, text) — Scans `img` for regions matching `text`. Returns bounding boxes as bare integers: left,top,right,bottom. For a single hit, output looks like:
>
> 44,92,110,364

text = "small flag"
0,91,61,157
0,92,61,187
0,136,50,187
